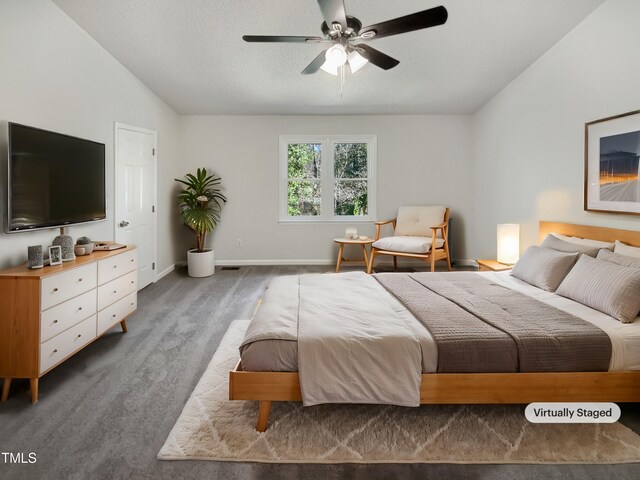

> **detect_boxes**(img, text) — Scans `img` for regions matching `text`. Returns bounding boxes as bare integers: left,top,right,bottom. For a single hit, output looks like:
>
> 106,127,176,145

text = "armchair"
367,206,451,273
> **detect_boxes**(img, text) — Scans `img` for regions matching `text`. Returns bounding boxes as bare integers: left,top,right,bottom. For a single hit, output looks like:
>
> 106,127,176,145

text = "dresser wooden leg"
1,378,11,402
29,378,38,404
256,400,272,432
120,319,128,333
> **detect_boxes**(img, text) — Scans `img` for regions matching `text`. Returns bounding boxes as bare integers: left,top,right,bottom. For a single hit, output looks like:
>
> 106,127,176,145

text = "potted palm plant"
175,168,227,277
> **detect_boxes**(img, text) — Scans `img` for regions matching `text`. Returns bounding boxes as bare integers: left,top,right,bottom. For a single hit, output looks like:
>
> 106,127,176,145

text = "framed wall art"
585,109,640,215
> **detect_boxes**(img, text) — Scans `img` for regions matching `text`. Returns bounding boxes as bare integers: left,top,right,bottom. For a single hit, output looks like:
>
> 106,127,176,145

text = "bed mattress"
239,271,640,372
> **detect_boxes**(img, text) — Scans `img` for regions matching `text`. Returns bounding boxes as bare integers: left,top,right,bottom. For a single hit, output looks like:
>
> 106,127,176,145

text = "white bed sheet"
481,271,640,371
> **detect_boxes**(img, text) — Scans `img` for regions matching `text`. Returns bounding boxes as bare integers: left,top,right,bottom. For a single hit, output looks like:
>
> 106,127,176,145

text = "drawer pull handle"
53,320,58,324
113,290,117,294
130,259,134,262
78,307,83,311
77,334,82,338
53,288,58,292
130,281,134,284
53,349,58,353
131,303,134,306
113,265,117,269
112,314,117,318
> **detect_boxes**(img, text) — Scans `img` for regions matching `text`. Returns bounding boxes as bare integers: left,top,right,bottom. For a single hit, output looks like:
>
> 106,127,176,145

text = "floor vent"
220,266,240,270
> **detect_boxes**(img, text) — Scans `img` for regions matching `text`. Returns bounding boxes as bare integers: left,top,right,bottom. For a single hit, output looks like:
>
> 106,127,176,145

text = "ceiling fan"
242,0,448,76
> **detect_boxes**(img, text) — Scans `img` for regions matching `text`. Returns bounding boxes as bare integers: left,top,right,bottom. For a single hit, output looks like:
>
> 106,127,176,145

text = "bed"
229,222,640,431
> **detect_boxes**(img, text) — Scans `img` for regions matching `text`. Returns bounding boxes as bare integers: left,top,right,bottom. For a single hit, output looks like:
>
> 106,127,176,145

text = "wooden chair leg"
367,249,377,274
1,378,11,402
120,319,128,333
446,252,452,271
336,244,344,273
29,378,38,404
256,400,272,432
430,253,436,272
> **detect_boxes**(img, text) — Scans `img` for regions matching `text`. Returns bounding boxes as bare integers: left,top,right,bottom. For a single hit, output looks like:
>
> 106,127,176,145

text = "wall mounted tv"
7,122,106,233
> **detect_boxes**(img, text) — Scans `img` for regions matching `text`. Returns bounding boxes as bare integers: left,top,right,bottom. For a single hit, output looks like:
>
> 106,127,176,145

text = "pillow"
556,254,640,323
510,246,579,292
614,240,640,259
394,206,446,238
551,232,615,251
597,249,640,269
540,234,600,257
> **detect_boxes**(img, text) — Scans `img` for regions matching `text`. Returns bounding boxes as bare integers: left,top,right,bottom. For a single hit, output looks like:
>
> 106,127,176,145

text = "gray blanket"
375,272,612,373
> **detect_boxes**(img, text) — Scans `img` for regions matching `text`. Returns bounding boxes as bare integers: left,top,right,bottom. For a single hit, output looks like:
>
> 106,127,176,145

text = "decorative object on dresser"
175,168,227,278
52,228,76,262
585,109,640,215
496,223,520,264
27,245,44,269
0,246,138,403
75,236,94,256
48,245,62,266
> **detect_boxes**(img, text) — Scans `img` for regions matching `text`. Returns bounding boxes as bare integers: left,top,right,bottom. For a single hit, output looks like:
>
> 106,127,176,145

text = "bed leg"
256,400,272,432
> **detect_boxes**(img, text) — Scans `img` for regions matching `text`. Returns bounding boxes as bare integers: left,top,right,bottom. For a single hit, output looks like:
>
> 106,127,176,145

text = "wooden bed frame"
230,222,640,432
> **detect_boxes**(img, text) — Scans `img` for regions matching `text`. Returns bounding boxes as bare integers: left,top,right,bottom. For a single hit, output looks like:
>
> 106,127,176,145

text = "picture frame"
585,109,640,215
48,245,62,266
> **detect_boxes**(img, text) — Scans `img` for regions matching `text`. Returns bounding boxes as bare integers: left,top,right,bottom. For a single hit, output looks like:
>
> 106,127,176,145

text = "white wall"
0,0,180,271
177,115,473,264
471,0,640,259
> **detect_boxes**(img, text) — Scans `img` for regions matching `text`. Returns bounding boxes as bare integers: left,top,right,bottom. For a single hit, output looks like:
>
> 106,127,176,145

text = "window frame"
279,135,377,223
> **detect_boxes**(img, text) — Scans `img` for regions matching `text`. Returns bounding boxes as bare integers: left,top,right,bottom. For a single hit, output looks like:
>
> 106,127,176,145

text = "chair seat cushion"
373,236,445,254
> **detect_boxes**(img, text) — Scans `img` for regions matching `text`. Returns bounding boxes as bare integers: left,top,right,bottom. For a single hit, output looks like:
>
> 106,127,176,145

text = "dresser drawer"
41,289,97,343
98,250,137,285
41,264,97,310
97,270,137,311
97,292,136,336
39,315,97,374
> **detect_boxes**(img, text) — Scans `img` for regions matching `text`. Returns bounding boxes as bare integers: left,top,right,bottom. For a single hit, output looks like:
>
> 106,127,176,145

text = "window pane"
288,180,321,216
288,144,321,179
334,143,367,179
334,180,368,216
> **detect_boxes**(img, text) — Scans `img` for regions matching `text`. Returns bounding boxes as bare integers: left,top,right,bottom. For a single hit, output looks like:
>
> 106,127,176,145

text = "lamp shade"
497,224,520,265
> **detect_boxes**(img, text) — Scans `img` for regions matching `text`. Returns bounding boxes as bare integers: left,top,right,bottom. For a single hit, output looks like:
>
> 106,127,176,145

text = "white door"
114,123,157,289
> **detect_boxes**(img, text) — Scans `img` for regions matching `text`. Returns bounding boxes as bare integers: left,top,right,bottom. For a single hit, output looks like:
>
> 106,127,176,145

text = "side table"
334,237,375,273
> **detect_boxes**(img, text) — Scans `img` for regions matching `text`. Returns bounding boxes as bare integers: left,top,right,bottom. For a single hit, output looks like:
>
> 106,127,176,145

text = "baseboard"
213,258,475,267
156,264,177,281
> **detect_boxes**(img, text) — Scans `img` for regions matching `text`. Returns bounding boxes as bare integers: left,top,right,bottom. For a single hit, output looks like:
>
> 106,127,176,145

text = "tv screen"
7,123,106,232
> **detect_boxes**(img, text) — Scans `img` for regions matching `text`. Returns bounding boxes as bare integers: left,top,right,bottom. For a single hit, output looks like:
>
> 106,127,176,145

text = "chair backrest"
394,206,448,238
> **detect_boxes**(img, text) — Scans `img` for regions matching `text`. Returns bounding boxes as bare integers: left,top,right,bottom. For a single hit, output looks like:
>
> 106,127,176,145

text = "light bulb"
347,51,368,73
324,44,347,68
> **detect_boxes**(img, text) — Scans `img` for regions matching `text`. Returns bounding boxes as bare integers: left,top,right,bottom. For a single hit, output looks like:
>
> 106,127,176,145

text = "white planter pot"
187,249,215,277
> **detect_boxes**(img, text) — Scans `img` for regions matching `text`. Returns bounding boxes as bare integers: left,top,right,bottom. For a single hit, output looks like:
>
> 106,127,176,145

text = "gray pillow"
510,246,579,292
597,249,640,269
556,254,640,323
540,234,601,257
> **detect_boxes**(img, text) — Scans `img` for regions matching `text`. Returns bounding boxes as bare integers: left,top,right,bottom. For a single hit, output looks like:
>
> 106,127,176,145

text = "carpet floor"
159,320,640,464
1,265,640,480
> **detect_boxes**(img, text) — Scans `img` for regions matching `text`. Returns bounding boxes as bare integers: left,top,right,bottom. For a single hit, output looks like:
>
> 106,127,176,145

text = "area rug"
158,320,640,464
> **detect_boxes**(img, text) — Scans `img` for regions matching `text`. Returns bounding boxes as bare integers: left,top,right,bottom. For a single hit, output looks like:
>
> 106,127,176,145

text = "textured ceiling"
52,0,604,115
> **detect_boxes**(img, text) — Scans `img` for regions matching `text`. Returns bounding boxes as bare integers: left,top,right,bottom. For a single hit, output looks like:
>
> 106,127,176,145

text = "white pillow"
540,234,601,257
510,246,579,292
614,240,640,259
597,249,640,269
551,232,615,250
556,254,640,324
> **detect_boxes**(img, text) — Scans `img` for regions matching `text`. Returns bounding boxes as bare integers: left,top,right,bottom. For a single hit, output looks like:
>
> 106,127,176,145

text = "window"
280,135,376,222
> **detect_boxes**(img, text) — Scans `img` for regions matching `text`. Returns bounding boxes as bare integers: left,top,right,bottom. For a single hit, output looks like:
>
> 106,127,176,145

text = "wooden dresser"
0,246,137,403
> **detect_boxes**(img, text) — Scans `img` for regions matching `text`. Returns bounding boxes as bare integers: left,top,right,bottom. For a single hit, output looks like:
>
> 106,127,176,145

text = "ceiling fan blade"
242,35,323,43
354,44,399,70
317,0,348,30
301,50,329,74
359,5,448,40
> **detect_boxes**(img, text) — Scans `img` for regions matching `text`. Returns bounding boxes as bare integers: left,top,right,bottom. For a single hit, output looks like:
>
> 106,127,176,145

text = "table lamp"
497,224,520,265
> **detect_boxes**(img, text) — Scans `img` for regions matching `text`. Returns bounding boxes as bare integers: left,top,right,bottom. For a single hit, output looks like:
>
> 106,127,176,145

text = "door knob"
119,221,130,227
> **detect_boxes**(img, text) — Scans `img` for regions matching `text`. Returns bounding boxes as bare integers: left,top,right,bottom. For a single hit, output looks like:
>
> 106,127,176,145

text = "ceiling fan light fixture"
347,51,368,73
324,44,348,68
320,61,339,76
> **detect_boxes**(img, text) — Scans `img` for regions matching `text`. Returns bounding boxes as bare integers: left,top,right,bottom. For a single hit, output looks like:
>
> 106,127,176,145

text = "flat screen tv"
7,122,106,232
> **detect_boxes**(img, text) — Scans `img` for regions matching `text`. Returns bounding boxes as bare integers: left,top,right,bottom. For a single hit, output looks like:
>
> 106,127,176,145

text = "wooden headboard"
539,222,640,247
